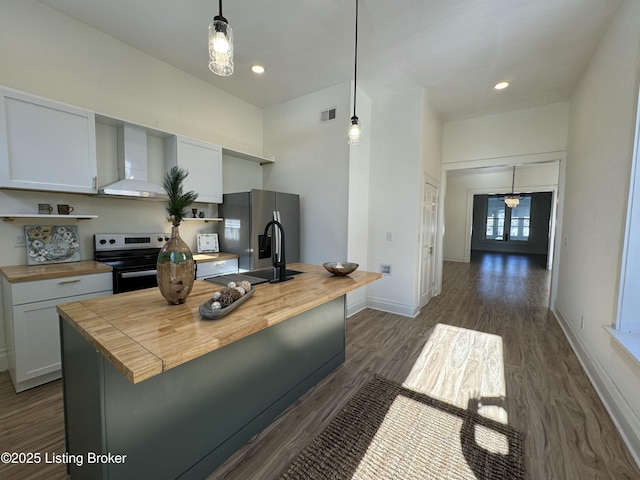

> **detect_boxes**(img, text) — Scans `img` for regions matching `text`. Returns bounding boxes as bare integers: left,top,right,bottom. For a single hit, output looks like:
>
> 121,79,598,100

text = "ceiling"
38,0,623,122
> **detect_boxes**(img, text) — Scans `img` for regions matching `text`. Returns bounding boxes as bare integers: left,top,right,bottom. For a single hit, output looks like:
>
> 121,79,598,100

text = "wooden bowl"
323,261,359,276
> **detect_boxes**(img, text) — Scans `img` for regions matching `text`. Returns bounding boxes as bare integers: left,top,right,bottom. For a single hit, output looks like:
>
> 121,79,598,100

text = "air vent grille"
320,107,337,123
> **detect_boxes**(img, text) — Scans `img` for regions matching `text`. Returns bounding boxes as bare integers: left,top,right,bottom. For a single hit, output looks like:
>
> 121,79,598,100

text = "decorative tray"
199,288,255,320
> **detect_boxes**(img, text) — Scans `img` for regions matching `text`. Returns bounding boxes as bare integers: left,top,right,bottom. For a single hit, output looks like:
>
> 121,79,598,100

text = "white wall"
443,102,569,164
554,0,640,462
366,88,442,317
263,83,352,266
421,94,444,298
347,85,373,316
444,163,559,262
0,0,264,371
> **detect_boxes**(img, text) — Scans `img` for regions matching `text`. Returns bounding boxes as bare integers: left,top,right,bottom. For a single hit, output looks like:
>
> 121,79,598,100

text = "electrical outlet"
580,316,584,329
380,264,392,275
386,232,392,242
563,236,568,246
13,232,26,247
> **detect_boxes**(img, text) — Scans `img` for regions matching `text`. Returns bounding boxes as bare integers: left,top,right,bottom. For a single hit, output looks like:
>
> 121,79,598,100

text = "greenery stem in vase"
157,166,199,305
164,166,199,227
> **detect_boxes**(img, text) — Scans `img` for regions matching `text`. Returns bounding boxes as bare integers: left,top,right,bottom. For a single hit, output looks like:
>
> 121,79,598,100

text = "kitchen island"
57,263,380,480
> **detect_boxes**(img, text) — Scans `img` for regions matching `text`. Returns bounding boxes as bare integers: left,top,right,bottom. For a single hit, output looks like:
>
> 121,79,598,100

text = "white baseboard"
443,255,467,263
0,348,7,373
346,297,367,318
553,305,640,469
366,297,417,318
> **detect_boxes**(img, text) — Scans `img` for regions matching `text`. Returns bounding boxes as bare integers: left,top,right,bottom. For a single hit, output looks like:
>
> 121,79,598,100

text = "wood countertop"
0,260,112,283
192,252,238,262
57,263,381,384
0,253,236,282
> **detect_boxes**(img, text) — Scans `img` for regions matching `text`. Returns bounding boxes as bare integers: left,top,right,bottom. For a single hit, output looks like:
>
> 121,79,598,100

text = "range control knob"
164,236,170,241
99,239,107,245
109,239,116,244
157,237,164,242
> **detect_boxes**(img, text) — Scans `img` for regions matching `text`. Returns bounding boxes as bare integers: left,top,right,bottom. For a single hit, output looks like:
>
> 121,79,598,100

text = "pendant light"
209,0,233,76
504,166,520,208
348,0,361,145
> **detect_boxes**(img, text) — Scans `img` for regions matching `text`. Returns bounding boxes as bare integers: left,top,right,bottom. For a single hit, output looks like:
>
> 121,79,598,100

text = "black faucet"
259,220,292,283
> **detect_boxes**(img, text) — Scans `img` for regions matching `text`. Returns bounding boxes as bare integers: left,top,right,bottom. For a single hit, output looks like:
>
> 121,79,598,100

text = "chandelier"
504,166,520,208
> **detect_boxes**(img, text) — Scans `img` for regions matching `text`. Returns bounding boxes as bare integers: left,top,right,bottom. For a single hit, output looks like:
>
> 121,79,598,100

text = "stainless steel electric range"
94,233,170,294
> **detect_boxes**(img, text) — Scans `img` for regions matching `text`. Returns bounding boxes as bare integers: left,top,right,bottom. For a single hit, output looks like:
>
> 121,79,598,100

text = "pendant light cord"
352,0,359,118
511,166,516,194
219,0,223,16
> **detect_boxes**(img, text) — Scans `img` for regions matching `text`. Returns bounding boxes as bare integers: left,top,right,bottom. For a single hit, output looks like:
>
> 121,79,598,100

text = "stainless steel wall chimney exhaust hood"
98,124,167,200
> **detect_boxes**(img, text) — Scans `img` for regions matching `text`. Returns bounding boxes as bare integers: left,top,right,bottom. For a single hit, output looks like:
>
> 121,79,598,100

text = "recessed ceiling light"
494,81,510,90
251,65,265,74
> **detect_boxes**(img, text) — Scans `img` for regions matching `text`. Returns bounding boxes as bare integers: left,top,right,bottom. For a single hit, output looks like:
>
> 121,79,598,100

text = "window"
617,90,640,337
485,196,531,242
609,87,640,363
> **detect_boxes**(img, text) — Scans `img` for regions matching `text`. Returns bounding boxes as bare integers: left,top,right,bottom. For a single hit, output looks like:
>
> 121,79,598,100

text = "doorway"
470,192,553,263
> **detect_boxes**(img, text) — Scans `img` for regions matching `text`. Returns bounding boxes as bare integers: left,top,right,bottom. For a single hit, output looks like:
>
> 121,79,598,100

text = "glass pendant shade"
209,16,233,76
348,0,361,145
348,116,361,145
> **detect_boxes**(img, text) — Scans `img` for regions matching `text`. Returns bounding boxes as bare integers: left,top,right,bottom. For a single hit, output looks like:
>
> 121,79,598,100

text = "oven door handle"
120,270,157,279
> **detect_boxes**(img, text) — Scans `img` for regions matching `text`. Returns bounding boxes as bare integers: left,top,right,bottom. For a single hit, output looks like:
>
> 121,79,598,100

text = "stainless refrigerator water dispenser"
217,189,300,272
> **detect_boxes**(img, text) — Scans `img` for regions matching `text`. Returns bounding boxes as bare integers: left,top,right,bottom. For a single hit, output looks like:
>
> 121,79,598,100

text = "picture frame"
25,225,81,265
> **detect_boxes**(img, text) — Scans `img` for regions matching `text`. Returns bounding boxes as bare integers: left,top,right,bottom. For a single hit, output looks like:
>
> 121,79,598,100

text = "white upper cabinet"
0,88,98,194
165,135,222,204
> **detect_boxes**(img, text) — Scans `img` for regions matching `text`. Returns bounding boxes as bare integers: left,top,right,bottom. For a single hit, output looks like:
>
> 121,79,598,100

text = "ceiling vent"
320,107,337,123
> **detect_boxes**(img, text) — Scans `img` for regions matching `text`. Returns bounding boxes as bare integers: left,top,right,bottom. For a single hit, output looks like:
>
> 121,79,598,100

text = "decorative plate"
199,288,255,320
25,225,80,265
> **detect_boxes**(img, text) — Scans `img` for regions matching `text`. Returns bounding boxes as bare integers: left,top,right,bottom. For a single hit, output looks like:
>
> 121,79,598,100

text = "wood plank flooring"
1,252,638,479
0,371,68,480
212,253,640,479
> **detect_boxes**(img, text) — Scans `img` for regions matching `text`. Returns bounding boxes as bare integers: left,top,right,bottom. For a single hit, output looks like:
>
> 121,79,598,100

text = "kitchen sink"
204,268,304,287
245,268,304,281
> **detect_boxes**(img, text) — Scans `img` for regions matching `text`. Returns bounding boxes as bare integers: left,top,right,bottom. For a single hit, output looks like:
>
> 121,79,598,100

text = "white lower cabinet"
195,258,238,280
2,273,112,392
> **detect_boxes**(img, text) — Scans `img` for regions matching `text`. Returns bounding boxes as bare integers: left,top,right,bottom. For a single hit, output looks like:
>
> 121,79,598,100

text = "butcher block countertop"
57,263,381,384
0,260,112,283
192,252,238,263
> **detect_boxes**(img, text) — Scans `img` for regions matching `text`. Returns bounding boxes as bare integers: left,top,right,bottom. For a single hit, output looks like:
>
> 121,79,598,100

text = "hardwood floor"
212,253,640,479
1,252,638,479
0,371,68,480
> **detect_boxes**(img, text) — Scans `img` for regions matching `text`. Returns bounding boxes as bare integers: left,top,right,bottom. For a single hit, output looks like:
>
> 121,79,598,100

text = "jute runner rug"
278,375,525,480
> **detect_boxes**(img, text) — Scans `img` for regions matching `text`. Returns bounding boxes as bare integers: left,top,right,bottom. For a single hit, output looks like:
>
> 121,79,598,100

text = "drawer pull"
58,279,81,285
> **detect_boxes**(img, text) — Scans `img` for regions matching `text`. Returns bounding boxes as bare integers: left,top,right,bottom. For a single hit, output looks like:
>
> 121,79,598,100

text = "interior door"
420,182,438,309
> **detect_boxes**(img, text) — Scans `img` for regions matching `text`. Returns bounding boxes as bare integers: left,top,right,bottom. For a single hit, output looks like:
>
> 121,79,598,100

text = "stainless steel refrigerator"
217,189,300,272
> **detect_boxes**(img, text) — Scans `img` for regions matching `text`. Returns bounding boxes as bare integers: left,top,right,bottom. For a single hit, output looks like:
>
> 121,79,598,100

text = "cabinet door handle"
58,279,81,285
